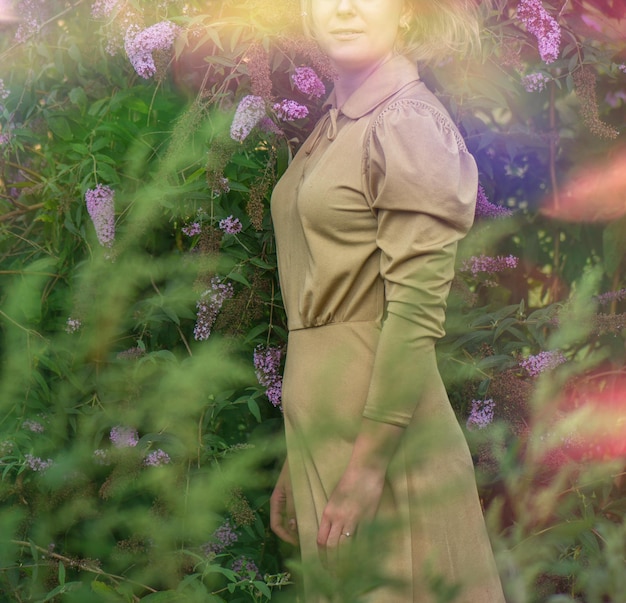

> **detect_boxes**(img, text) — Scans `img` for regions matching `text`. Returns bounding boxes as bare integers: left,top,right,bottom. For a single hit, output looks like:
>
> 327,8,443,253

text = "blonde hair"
400,0,482,63
299,0,482,64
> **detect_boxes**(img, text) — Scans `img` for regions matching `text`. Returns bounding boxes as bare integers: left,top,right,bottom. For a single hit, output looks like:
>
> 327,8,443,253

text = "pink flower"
124,21,179,79
520,351,567,377
273,99,309,121
460,254,519,276
291,66,326,98
85,184,115,247
522,72,551,92
218,215,242,235
144,449,171,466
193,277,234,341
110,425,139,448
91,0,120,18
475,185,513,218
466,399,495,430
253,345,283,408
182,222,202,237
230,95,266,142
517,0,561,64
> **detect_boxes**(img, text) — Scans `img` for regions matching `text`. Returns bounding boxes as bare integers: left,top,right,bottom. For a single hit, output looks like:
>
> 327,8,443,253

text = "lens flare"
542,150,626,222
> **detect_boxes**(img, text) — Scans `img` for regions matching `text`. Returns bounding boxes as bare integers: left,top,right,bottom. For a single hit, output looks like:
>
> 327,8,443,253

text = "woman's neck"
332,55,393,109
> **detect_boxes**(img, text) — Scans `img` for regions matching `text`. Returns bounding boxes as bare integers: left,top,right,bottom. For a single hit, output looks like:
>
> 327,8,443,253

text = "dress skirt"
282,321,505,603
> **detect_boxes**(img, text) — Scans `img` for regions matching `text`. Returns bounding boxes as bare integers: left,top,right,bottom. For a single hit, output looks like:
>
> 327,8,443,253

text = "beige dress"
271,55,505,603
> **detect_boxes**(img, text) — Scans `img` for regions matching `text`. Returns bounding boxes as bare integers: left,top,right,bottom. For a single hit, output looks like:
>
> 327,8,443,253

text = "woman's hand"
270,459,299,546
316,463,386,565
317,418,404,566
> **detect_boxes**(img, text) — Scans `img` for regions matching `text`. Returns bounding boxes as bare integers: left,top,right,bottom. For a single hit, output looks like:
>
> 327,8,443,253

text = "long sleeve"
361,99,478,426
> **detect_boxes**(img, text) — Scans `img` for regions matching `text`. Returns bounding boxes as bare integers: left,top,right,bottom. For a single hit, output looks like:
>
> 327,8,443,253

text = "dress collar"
323,55,420,119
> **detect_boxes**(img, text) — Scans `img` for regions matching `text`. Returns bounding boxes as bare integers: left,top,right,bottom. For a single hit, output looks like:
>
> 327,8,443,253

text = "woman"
270,0,506,601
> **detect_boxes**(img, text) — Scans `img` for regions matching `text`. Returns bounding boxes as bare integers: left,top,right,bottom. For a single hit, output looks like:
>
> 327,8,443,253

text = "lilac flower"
116,346,145,360
253,345,283,408
124,21,179,79
218,215,243,235
466,399,495,430
91,0,120,18
522,72,551,92
211,177,231,196
144,449,171,466
606,90,626,108
0,79,9,101
230,95,266,142
193,277,234,341
619,64,626,74
520,350,567,377
65,316,82,333
475,185,513,219
517,0,561,64
14,0,43,43
93,449,111,465
292,66,326,98
0,133,10,146
0,441,14,455
595,288,626,305
24,454,54,472
273,99,309,121
110,425,139,448
460,254,519,276
232,556,261,578
258,116,283,137
201,520,238,555
22,420,44,433
85,184,115,248
182,222,202,237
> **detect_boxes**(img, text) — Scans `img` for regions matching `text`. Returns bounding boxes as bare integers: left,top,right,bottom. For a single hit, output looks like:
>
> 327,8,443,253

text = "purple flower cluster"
519,350,566,377
201,520,238,555
124,21,179,79
116,346,145,360
182,222,202,237
522,72,551,92
0,79,9,103
14,0,43,43
22,419,44,433
292,66,326,98
93,449,111,465
85,184,115,248
218,215,243,235
65,316,82,333
466,399,495,430
460,254,519,276
253,345,283,408
517,0,561,64
619,64,626,74
24,453,54,472
193,277,234,341
596,288,626,305
273,99,309,121
475,185,513,218
232,556,261,578
110,425,139,448
144,449,171,466
0,133,10,146
230,95,266,142
91,0,120,18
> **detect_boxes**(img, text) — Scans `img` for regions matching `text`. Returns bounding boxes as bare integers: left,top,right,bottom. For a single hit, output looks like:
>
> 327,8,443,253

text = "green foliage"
1,0,625,601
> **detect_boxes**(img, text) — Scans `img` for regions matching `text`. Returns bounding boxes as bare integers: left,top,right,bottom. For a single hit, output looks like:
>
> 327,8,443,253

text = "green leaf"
46,116,73,141
58,562,65,586
602,215,626,276
247,397,262,422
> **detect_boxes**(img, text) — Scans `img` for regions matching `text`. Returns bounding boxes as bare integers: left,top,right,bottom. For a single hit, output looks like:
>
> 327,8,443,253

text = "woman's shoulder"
369,81,468,154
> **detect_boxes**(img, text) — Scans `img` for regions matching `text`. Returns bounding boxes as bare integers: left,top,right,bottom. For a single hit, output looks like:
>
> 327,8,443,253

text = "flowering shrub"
0,0,625,601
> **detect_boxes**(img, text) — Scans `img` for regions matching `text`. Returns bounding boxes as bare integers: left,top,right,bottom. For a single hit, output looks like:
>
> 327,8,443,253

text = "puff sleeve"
361,99,478,426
